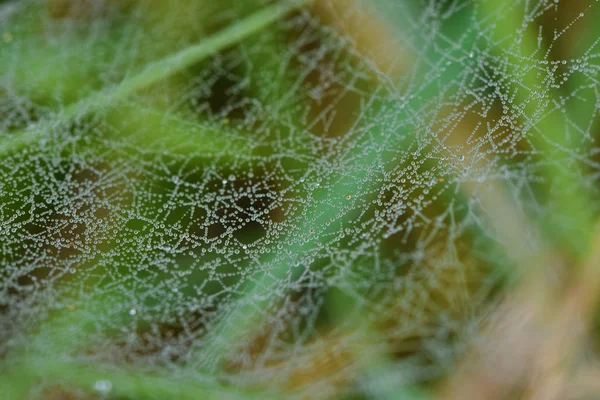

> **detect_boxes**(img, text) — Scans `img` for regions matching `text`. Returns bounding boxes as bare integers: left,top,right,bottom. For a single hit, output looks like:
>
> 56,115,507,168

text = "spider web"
1,0,599,397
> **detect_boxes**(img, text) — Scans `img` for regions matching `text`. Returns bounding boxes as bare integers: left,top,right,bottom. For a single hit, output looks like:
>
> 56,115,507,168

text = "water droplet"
94,380,112,394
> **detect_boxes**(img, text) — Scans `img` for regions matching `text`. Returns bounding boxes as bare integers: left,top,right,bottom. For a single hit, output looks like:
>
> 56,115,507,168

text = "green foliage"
2,0,600,399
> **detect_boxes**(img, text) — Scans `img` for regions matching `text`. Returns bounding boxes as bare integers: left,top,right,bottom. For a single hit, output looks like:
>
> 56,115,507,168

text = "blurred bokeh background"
1,0,600,398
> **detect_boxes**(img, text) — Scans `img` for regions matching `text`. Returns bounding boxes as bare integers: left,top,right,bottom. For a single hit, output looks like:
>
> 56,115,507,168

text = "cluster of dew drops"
0,0,599,393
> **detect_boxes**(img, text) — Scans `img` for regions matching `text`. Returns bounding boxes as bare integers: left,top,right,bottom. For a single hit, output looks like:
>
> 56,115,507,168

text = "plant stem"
0,358,265,400
0,0,311,156
476,0,595,258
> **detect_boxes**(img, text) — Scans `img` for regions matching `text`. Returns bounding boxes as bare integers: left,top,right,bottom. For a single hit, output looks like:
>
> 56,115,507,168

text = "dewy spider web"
1,0,600,398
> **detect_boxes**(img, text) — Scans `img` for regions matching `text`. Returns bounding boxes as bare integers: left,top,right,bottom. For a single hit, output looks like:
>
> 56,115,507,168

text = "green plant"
1,0,600,399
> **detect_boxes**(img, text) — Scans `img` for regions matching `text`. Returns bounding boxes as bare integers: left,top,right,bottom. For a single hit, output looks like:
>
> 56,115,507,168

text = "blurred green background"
1,0,600,399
